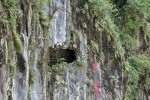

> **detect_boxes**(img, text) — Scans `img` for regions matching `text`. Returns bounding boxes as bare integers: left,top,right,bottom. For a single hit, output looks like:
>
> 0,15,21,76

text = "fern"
125,55,150,99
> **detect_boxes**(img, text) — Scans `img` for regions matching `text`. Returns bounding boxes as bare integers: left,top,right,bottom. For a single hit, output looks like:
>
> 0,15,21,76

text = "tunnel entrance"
49,48,76,66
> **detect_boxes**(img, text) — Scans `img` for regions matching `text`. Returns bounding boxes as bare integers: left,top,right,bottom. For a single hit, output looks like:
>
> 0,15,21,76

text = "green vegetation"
71,29,80,39
76,60,87,68
0,0,150,99
12,32,23,54
29,70,35,85
77,0,150,57
90,40,99,53
2,0,23,54
125,55,150,99
47,62,68,75
32,0,51,34
9,59,15,76
87,79,94,89
0,17,8,23
79,0,125,58
76,0,150,99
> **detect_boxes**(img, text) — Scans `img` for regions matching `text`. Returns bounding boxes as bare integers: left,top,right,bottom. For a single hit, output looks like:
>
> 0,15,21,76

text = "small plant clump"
48,62,68,75
29,70,35,85
76,60,87,68
71,29,80,39
12,32,23,54
90,40,99,53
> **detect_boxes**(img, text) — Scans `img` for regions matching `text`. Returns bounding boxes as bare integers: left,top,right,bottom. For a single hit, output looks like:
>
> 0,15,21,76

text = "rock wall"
0,0,149,100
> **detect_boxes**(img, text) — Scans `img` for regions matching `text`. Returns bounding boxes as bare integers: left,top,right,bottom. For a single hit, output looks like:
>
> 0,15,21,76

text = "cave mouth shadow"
48,48,76,66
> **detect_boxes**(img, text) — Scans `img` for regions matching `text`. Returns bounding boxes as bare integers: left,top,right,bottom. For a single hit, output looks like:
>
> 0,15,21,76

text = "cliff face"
0,0,150,100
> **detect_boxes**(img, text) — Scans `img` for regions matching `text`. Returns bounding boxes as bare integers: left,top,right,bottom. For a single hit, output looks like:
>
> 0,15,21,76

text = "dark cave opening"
48,48,76,66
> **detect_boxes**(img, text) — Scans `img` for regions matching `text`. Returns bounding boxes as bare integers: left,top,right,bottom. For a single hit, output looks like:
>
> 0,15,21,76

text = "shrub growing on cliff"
80,0,125,58
76,60,87,68
125,55,150,99
12,32,23,54
2,0,23,54
48,62,68,75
